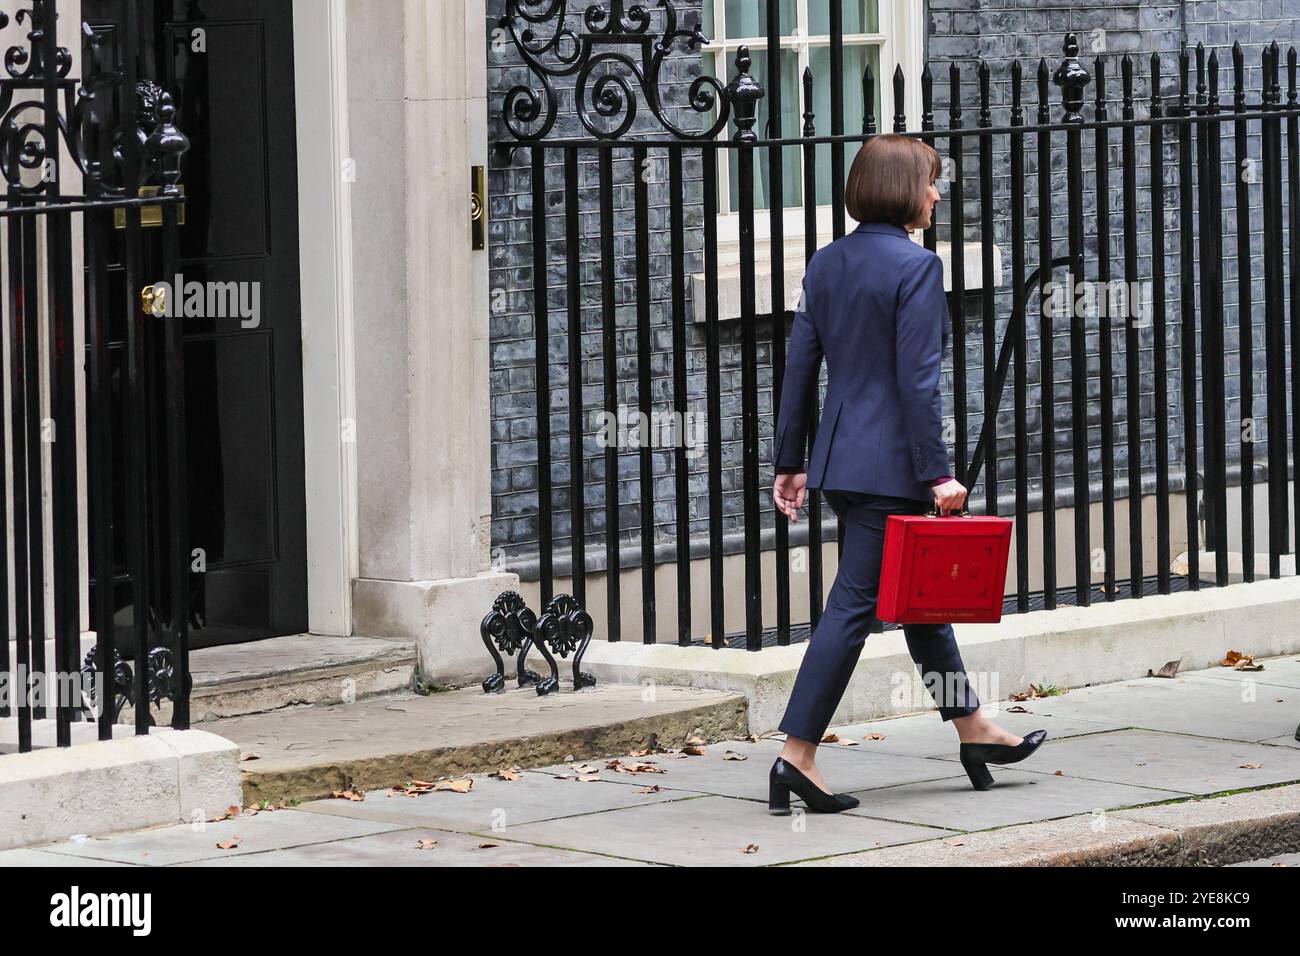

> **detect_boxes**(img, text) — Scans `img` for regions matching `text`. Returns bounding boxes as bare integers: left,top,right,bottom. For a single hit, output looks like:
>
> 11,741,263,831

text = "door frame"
292,0,358,636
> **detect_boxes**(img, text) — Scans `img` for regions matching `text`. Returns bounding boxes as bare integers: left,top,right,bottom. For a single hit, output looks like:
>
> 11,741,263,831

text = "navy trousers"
778,490,982,743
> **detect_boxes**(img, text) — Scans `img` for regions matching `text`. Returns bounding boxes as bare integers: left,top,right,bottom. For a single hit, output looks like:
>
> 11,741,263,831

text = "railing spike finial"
802,65,816,136
1207,48,1220,110
1037,57,1051,124
1268,39,1279,101
1195,41,1207,104
1093,54,1107,120
920,63,934,133
892,62,907,132
1053,33,1091,123
1232,42,1246,111
1010,60,1023,127
948,61,962,127
1178,47,1191,112
725,45,765,144
977,60,991,128
864,61,877,135
1150,52,1164,119
1121,54,1134,115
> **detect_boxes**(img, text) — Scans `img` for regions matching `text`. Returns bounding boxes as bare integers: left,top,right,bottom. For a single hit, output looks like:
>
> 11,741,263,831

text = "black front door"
85,0,308,648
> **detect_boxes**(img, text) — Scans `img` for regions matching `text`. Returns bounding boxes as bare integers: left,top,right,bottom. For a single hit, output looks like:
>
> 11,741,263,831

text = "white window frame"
701,0,925,249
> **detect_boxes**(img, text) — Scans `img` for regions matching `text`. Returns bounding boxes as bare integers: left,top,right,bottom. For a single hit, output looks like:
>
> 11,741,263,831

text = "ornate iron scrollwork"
76,646,192,724
0,0,75,194
0,6,190,197
480,590,540,693
77,647,134,723
498,0,735,141
533,593,596,692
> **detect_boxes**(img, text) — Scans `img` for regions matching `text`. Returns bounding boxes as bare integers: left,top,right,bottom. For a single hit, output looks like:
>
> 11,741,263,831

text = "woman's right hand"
932,478,968,515
774,471,807,523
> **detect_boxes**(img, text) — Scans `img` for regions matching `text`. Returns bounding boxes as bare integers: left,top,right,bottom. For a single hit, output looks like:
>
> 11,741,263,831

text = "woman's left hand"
774,472,807,523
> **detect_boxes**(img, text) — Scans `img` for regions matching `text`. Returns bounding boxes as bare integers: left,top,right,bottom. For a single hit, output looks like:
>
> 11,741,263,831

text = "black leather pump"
768,758,861,814
959,729,1048,791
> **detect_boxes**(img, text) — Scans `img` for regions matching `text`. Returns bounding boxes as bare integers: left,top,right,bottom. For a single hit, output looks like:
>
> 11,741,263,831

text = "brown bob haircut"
845,134,942,228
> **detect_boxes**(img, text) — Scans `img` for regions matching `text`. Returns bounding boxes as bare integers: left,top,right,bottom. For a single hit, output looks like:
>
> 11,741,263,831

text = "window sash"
700,0,922,246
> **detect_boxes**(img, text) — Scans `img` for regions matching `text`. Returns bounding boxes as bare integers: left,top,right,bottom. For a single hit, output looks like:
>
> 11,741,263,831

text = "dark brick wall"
487,0,1297,572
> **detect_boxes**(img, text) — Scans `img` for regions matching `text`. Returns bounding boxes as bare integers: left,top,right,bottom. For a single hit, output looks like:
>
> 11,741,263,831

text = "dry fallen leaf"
1053,770,1064,776
821,733,842,744
741,843,760,854
492,768,522,781
942,838,966,847
682,746,707,757
577,775,601,782
239,752,261,762
570,763,600,775
477,842,499,849
416,838,439,850
434,778,474,793
685,735,707,747
1220,649,1263,670
331,789,365,802
391,781,434,796
1006,705,1028,714
1239,762,1263,769
722,751,748,761
636,785,662,794
864,733,886,741
215,837,242,850
1150,659,1181,679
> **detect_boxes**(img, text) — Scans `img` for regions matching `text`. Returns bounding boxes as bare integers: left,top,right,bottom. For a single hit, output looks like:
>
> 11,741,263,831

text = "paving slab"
29,810,407,867
179,827,655,867
842,763,1173,831
296,771,687,831
819,709,1125,759
0,847,132,867
488,793,956,866
527,736,967,802
1004,675,1299,744
219,684,747,804
981,729,1300,795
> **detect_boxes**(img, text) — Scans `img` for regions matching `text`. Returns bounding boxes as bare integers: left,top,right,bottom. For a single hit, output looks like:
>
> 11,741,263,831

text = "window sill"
690,234,1006,323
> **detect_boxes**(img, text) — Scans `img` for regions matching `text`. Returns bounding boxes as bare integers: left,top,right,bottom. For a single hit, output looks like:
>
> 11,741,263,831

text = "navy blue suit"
774,222,980,743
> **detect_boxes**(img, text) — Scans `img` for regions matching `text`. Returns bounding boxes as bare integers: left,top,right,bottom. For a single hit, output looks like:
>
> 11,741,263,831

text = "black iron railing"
0,0,191,752
492,5,1298,651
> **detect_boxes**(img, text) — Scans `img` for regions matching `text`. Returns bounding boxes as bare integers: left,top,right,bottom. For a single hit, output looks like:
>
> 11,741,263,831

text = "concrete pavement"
3,654,1299,867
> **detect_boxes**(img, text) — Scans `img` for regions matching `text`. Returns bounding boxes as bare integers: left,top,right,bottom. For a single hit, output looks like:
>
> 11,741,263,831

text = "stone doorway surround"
293,0,514,680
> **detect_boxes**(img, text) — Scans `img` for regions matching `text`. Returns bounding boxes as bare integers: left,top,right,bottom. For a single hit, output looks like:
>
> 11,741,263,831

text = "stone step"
209,682,748,805
178,633,418,723
7,632,418,725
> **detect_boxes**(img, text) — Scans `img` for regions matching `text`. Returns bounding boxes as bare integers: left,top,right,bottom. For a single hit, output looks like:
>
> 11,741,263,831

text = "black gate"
0,0,190,753
490,3,1299,649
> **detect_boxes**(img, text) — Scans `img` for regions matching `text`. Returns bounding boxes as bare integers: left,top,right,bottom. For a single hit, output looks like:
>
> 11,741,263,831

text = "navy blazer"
773,222,952,502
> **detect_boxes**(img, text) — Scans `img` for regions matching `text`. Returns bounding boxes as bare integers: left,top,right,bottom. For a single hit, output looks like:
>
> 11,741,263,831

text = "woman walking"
768,134,1046,814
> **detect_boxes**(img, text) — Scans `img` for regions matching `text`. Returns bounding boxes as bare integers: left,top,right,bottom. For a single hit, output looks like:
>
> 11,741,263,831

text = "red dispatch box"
877,513,1013,625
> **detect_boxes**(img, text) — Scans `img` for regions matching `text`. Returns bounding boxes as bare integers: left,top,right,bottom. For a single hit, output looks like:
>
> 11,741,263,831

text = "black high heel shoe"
768,758,861,814
959,729,1048,791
